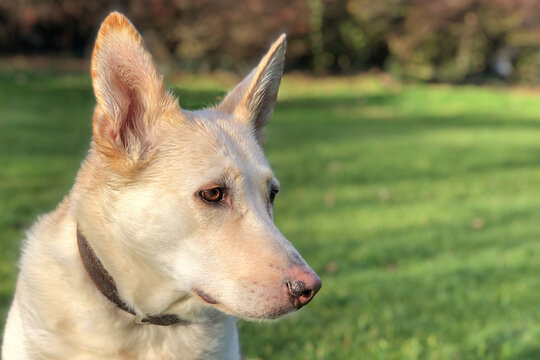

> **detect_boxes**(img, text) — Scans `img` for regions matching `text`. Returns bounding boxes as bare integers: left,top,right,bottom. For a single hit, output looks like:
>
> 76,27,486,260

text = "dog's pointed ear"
91,12,176,161
216,34,286,145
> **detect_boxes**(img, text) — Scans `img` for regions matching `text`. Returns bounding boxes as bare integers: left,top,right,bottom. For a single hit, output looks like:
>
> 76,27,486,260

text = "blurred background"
4,0,540,81
2,1,540,359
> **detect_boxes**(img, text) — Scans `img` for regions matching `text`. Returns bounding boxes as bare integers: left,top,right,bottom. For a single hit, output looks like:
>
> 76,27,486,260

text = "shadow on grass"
511,346,540,360
294,202,540,275
277,94,540,134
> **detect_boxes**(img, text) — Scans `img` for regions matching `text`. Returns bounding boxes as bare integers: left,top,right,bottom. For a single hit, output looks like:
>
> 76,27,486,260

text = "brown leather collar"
76,227,185,326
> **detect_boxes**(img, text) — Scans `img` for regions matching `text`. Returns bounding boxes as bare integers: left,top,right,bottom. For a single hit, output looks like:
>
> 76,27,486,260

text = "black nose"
287,276,322,309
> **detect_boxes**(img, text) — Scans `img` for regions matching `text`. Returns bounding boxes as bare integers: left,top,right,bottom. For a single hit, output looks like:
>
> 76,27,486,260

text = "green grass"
2,70,540,359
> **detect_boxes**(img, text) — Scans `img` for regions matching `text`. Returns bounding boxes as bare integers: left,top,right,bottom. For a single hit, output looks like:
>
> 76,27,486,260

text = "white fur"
2,12,318,360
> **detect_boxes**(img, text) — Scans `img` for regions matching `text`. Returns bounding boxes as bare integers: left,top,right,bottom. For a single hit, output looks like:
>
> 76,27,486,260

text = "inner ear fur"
216,34,286,145
91,12,177,162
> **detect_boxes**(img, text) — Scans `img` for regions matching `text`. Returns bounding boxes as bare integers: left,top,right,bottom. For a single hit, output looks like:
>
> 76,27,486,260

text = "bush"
2,0,540,82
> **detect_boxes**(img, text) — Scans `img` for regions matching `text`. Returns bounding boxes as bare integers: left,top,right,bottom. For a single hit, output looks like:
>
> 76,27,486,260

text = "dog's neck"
76,226,186,326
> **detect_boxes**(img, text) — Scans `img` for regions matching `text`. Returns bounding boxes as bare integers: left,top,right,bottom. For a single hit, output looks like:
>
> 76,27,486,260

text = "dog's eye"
270,188,279,203
200,188,224,202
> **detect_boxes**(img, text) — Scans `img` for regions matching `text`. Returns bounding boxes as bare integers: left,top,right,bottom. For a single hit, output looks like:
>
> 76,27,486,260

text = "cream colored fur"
2,12,319,360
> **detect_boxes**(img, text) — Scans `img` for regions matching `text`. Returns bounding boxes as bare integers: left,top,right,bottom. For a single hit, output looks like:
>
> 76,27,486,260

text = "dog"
1,12,321,360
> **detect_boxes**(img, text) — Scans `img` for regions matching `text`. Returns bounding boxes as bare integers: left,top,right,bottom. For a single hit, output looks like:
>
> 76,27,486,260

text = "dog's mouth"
192,287,298,320
193,288,240,317
194,289,220,305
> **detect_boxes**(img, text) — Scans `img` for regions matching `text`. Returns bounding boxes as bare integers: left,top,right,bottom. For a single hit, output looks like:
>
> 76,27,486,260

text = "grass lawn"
1,70,540,359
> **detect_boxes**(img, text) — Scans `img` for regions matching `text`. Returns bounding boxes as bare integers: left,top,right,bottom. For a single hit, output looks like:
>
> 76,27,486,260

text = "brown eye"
270,188,279,203
200,188,224,202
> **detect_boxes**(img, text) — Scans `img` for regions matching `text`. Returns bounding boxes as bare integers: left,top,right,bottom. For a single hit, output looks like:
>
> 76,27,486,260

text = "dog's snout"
286,266,322,309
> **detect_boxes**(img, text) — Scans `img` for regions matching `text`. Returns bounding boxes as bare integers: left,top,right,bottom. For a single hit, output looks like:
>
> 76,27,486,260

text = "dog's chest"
119,319,240,360
47,319,240,360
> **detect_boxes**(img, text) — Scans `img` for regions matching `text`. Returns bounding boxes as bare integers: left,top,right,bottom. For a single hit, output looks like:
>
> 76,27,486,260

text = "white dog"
2,12,321,359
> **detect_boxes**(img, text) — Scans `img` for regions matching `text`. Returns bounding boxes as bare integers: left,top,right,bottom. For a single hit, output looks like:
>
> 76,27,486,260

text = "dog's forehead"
166,108,274,182
195,109,266,151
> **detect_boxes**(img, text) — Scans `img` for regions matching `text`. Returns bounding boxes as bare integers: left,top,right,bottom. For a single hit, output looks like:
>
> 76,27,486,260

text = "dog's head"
74,12,321,321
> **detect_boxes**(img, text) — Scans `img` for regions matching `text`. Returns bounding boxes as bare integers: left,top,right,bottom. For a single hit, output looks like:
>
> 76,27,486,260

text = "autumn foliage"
2,0,540,81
